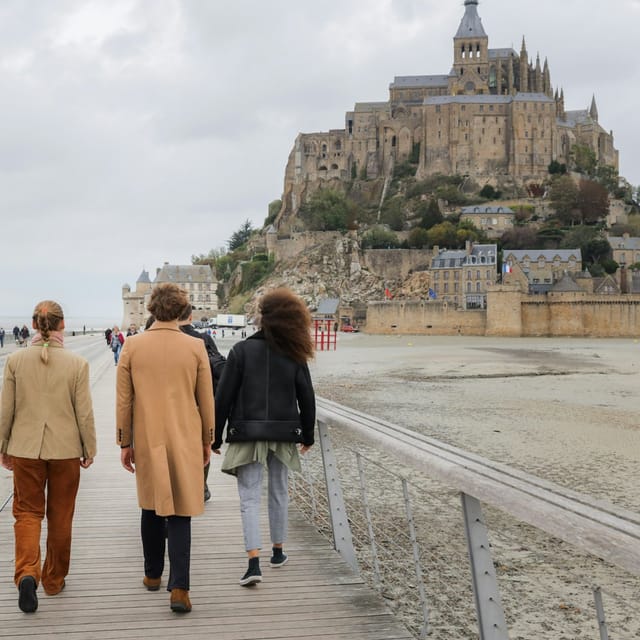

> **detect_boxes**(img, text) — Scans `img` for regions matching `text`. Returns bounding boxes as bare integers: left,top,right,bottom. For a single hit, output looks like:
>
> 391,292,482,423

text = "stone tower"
451,0,489,95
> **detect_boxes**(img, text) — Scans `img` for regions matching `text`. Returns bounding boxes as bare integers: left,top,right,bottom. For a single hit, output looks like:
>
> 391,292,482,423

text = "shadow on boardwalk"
0,347,411,640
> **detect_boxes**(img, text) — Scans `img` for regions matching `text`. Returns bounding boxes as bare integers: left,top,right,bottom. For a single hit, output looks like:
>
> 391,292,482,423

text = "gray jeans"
236,451,289,551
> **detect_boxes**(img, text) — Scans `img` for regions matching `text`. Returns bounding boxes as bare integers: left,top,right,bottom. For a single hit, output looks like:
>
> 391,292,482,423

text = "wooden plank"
0,344,412,640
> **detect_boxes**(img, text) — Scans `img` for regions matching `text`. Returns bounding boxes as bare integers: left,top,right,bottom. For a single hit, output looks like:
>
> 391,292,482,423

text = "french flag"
502,263,512,274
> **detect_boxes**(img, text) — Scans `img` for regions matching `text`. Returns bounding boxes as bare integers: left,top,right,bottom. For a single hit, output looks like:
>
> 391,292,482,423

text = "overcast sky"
1,0,639,321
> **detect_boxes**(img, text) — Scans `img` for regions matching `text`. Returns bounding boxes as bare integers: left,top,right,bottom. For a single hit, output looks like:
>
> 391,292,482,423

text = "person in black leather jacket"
213,288,315,586
179,305,226,502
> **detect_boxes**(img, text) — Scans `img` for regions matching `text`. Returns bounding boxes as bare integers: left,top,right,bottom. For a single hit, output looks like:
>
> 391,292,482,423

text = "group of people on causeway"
0,284,316,613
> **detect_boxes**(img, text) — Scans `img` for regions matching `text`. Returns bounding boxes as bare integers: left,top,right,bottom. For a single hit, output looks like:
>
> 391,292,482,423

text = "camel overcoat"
116,321,214,517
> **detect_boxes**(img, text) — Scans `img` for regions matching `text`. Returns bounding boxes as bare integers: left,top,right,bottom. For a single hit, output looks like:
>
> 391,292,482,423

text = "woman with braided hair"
0,300,97,613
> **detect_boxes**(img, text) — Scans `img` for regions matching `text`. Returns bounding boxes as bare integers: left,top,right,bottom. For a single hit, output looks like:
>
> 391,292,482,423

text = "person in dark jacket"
178,304,225,502
213,288,315,587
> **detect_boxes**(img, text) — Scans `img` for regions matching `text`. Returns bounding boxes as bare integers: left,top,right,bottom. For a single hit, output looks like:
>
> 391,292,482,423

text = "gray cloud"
1,0,638,320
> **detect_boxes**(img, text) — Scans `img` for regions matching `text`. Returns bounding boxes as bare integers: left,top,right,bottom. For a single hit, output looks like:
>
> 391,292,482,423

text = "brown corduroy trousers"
12,457,80,594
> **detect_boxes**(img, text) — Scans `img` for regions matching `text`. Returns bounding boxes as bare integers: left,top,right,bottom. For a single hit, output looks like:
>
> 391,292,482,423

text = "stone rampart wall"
522,297,640,337
367,294,640,337
367,301,486,335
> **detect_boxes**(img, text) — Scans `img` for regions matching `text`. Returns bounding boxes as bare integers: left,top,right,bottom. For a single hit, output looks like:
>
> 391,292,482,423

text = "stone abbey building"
279,0,618,217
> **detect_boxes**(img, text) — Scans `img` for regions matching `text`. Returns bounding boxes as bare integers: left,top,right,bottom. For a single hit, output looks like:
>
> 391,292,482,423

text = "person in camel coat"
116,283,214,613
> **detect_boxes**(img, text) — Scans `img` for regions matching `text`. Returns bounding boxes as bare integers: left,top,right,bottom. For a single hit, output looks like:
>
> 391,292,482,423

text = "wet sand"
310,333,640,512
308,334,640,638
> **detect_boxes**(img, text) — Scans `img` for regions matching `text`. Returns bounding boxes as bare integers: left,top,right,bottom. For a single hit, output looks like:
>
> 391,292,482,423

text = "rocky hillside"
242,232,387,318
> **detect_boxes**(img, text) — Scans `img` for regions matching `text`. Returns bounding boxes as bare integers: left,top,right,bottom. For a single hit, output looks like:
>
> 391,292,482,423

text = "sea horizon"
0,314,121,333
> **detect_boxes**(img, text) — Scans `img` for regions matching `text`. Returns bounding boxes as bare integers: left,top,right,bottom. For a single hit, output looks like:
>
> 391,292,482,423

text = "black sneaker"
204,485,211,502
270,548,288,568
18,576,38,613
239,558,262,587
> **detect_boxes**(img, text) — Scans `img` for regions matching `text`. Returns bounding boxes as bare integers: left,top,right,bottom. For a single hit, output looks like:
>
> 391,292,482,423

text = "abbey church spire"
455,0,487,38
452,0,489,95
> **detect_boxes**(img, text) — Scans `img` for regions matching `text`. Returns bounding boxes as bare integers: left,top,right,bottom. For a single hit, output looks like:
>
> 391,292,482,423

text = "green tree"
577,179,609,224
380,198,405,230
583,237,612,267
436,184,467,206
427,221,458,248
600,258,619,275
570,144,597,177
299,189,351,231
407,227,430,248
548,159,567,175
479,184,501,199
549,175,579,224
191,247,225,269
360,228,400,249
594,165,618,193
228,219,254,251
416,197,444,230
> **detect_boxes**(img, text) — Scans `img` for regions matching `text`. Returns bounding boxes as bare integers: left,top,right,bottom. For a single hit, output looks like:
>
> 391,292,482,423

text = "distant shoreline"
0,316,118,333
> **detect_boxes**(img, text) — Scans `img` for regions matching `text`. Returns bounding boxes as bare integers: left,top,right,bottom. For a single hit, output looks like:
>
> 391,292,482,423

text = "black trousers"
140,509,191,591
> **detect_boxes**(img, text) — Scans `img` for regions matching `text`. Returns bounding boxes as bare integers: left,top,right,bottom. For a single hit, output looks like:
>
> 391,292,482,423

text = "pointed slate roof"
551,273,583,293
455,0,486,38
137,269,151,284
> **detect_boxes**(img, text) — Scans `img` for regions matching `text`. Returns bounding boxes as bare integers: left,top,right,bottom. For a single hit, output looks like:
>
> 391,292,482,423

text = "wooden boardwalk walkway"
0,344,411,639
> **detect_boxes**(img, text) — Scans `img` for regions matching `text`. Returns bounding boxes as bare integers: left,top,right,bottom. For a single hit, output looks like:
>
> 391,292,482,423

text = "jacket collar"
149,320,180,332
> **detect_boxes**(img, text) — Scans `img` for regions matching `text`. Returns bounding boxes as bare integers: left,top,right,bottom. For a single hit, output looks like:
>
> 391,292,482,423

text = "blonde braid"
32,300,64,364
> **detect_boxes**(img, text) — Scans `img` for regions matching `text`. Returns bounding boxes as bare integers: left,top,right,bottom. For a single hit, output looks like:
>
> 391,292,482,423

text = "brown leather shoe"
143,576,161,591
170,588,192,613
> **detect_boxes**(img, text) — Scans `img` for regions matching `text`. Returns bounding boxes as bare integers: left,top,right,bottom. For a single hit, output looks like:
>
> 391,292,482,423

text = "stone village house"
122,263,218,329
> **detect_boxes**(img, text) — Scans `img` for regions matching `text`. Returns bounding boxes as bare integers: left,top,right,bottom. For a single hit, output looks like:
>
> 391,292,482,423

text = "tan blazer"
0,345,97,459
116,322,214,517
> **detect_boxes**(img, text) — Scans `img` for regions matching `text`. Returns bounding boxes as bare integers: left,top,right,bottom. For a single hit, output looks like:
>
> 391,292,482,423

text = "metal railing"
290,397,640,639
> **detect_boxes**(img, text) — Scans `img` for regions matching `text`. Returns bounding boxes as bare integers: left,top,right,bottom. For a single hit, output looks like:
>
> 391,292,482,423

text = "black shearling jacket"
213,331,315,449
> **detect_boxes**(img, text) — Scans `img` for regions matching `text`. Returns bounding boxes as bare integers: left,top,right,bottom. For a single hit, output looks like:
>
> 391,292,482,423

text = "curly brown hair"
147,283,189,322
259,288,314,364
32,300,64,364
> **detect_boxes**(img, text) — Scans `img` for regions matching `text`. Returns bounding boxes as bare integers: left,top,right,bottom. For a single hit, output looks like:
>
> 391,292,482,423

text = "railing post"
593,587,609,640
461,492,509,640
317,418,359,573
402,479,430,639
356,453,382,589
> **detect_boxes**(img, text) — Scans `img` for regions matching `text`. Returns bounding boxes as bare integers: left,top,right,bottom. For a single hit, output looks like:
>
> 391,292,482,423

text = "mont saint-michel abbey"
282,0,618,206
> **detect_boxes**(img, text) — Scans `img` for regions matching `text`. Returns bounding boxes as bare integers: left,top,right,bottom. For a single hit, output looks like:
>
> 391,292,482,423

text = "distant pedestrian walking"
0,300,96,613
214,288,316,587
105,327,112,346
13,326,20,344
20,325,30,347
110,326,124,365
0,327,5,348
